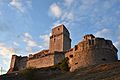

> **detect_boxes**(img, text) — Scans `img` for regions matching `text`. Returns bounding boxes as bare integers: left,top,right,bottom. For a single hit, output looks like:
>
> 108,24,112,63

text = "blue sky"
0,0,120,74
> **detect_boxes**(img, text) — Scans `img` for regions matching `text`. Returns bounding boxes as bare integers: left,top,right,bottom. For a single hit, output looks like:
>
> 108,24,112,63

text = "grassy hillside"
1,61,120,80
56,61,120,80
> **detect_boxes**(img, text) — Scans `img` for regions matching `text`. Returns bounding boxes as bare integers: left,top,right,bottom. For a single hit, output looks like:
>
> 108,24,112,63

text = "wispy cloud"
39,34,50,49
49,0,120,29
64,0,74,6
95,28,112,39
0,42,16,73
48,0,76,27
114,36,120,59
24,32,32,39
9,0,25,13
21,33,50,53
22,32,50,53
0,11,2,16
0,43,15,57
23,32,37,52
49,3,62,18
13,42,19,46
114,36,120,49
9,0,32,13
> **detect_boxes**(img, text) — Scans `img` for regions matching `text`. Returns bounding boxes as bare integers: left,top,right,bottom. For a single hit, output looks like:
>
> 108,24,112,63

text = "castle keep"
8,24,118,72
49,25,71,53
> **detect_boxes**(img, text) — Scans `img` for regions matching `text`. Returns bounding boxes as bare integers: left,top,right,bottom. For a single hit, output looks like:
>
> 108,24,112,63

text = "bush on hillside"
19,67,36,80
51,57,70,71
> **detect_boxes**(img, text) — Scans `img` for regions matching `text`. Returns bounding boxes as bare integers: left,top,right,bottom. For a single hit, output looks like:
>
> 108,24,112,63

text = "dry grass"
1,61,120,80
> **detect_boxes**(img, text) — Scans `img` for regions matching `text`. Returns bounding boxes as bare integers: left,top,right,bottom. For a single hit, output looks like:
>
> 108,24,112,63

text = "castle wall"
63,34,71,51
17,57,27,71
66,35,118,72
65,49,74,58
54,52,65,64
8,55,27,73
9,55,17,69
8,55,18,73
27,54,54,68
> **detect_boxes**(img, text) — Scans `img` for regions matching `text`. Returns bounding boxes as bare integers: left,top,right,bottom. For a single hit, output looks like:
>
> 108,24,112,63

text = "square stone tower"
49,24,71,53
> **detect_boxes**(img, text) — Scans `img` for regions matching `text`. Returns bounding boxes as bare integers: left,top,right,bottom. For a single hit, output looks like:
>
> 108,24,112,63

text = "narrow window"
75,62,78,65
69,55,73,58
91,39,94,45
89,40,91,45
102,58,106,61
75,45,78,51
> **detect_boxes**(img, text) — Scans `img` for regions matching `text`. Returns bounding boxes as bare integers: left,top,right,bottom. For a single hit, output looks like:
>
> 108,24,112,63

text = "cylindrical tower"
66,34,118,72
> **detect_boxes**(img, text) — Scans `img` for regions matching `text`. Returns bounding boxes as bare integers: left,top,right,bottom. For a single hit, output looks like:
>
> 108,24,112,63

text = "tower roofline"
52,24,70,34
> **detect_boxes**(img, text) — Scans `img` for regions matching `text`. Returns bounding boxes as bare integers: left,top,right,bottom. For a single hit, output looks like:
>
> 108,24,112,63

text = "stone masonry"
8,24,118,73
49,24,71,53
65,34,118,71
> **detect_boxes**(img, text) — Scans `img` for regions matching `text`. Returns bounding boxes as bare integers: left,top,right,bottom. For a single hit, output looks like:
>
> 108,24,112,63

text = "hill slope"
55,61,120,80
1,61,120,80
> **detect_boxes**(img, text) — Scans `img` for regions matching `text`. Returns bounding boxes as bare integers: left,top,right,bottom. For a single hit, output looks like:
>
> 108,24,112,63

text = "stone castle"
8,24,118,72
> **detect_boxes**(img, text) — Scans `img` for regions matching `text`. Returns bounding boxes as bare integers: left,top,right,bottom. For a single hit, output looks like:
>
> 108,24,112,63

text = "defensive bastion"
65,34,118,71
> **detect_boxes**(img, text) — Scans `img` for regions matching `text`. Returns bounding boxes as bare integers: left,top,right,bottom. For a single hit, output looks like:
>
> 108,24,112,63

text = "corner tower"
66,34,118,72
49,24,71,53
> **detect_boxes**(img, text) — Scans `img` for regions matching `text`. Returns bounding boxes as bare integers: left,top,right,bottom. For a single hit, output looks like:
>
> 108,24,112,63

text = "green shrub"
19,67,36,80
51,57,70,71
59,57,69,71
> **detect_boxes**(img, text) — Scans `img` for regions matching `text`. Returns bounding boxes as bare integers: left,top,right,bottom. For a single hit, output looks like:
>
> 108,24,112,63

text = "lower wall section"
68,48,118,72
27,54,54,68
54,52,65,64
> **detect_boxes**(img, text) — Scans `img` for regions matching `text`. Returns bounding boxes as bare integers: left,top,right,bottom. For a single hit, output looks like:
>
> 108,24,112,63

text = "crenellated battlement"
83,34,95,41
28,50,49,60
74,35,117,54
